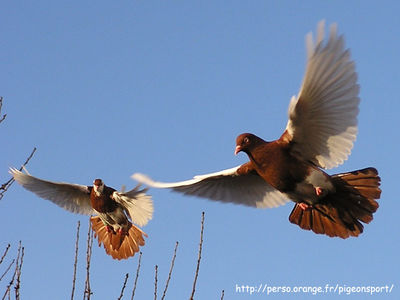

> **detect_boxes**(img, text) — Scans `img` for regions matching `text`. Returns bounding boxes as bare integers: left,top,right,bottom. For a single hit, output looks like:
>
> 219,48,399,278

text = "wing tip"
9,167,31,180
9,167,19,175
131,172,206,189
131,173,168,188
131,173,153,185
9,167,26,183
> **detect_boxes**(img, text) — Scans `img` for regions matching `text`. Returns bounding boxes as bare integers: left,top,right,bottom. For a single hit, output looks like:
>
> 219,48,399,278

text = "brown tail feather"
90,216,148,260
289,167,381,238
110,231,124,251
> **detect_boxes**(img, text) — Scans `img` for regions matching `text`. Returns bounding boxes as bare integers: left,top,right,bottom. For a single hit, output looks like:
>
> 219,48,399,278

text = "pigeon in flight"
11,168,153,259
132,21,381,239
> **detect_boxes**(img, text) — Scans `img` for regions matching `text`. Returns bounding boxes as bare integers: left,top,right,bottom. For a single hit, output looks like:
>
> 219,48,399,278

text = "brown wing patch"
236,161,256,176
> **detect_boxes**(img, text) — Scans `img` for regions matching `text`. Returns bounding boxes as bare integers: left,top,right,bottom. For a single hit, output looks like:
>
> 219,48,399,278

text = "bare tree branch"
0,245,10,266
0,260,14,282
189,212,205,300
83,220,94,300
161,241,178,300
154,265,158,300
1,242,23,300
1,267,15,298
130,252,142,300
14,243,24,300
0,97,6,124
71,221,80,300
0,147,37,201
0,213,213,299
117,273,129,300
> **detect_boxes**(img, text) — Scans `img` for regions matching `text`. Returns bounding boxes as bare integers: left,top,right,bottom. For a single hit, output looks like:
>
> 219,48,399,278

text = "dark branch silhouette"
71,221,80,300
14,244,24,300
1,97,36,201
83,220,94,300
0,259,14,282
0,147,36,201
190,212,205,300
1,242,23,300
161,241,179,300
117,273,129,300
0,245,10,266
130,252,142,300
0,97,6,124
154,265,158,300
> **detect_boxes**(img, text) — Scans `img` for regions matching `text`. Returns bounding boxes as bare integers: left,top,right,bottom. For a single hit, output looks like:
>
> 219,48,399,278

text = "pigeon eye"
243,137,250,144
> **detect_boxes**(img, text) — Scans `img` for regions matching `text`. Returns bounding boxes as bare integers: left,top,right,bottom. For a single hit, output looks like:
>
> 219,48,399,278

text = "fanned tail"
90,216,147,260
289,167,381,238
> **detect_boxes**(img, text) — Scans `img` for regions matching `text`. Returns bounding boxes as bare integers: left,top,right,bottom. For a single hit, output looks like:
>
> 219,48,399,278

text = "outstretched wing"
10,168,94,215
284,21,359,169
112,185,153,227
132,166,289,209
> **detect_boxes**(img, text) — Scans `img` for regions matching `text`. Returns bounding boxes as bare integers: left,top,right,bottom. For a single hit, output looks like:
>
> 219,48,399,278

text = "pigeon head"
235,133,265,155
93,178,104,195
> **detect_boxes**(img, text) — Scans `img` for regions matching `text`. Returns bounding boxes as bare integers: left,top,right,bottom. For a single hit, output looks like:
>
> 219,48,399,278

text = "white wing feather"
285,21,359,169
112,186,153,227
10,168,94,215
132,166,289,209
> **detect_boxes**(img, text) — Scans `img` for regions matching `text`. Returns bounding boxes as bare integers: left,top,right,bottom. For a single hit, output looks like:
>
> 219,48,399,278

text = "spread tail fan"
90,216,147,260
289,168,381,238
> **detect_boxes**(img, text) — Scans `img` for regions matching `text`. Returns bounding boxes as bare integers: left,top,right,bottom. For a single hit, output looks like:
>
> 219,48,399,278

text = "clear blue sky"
1,1,399,299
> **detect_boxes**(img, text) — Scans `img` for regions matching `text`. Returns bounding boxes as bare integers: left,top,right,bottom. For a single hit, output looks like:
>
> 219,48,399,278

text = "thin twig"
0,260,15,282
18,148,37,170
220,290,224,300
0,244,10,265
1,242,22,300
189,212,205,300
71,221,80,300
161,242,179,300
83,220,94,300
130,252,142,300
1,265,15,299
14,243,24,300
0,97,6,124
154,265,158,300
117,273,129,300
0,147,36,201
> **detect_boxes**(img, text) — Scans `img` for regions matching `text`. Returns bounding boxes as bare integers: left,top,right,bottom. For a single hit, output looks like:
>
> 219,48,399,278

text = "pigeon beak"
234,145,242,155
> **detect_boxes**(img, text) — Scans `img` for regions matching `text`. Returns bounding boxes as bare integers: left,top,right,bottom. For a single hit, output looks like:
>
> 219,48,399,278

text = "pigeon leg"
118,228,126,235
299,202,312,211
315,187,323,196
